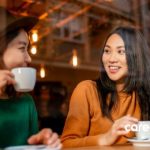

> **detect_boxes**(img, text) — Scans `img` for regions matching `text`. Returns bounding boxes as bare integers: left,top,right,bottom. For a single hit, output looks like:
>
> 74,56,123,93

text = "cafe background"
0,0,150,135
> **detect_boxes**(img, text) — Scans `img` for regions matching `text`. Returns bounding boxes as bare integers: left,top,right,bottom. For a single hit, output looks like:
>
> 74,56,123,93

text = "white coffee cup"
135,121,150,139
11,67,36,92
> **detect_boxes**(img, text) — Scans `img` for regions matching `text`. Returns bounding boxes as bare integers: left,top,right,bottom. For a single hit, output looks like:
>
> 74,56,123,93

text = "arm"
28,94,39,135
61,81,102,147
27,94,62,148
98,115,138,145
61,81,139,147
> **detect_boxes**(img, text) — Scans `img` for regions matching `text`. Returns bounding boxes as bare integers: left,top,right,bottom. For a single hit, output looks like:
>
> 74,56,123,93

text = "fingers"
28,128,52,144
0,80,8,88
0,70,15,80
124,115,139,123
41,128,53,144
114,115,138,127
47,136,62,148
46,133,59,145
111,115,139,137
42,130,62,148
4,75,16,85
0,70,16,89
27,134,39,144
115,130,129,136
27,128,62,148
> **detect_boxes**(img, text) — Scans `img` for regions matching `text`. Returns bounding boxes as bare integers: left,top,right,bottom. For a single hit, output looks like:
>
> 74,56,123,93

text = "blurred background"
0,0,150,135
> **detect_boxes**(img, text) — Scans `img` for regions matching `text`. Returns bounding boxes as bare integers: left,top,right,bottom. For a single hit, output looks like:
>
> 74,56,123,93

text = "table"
62,144,150,150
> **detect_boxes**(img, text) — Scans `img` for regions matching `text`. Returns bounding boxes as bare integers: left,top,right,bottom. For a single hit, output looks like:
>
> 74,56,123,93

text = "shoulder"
76,80,97,90
72,80,98,99
20,93,33,100
19,93,34,105
20,94,37,114
70,80,100,116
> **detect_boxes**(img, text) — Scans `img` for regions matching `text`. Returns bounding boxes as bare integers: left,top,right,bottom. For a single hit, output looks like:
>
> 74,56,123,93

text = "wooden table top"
62,144,150,150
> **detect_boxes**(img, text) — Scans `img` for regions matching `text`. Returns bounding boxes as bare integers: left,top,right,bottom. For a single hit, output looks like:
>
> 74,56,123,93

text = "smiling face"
2,29,31,70
102,33,128,85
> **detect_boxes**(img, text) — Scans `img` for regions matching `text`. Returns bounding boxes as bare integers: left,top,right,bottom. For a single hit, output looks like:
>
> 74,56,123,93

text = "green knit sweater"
0,94,38,148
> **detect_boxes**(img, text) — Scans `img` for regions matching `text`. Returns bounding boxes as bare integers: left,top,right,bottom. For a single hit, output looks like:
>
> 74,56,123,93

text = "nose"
108,52,118,63
25,52,32,64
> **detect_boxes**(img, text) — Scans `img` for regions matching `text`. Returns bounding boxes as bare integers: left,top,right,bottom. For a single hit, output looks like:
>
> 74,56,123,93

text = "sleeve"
26,94,39,136
61,81,101,148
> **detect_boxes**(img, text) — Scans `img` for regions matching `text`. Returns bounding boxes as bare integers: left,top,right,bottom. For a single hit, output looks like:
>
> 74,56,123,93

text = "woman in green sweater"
0,7,61,148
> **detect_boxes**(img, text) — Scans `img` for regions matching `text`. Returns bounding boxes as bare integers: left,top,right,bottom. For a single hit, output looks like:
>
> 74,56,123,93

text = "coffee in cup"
11,67,36,92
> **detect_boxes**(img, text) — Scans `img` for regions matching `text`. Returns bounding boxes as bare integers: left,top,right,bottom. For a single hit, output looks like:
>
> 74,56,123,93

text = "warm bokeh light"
30,45,37,55
40,66,46,78
72,49,78,67
31,31,38,42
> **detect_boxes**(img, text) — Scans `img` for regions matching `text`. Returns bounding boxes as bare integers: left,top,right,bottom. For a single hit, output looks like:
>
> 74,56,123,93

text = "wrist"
98,130,118,146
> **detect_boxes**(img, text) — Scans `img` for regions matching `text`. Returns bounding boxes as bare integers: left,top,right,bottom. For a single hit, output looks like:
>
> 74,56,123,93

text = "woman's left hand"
27,128,62,149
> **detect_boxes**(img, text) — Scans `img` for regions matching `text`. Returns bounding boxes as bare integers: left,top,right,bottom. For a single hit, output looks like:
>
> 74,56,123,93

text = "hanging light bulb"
40,65,46,78
30,45,37,55
31,30,38,42
72,49,78,67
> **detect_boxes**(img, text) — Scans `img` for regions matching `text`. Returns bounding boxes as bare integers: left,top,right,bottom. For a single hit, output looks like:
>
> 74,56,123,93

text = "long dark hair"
96,26,150,120
0,28,29,97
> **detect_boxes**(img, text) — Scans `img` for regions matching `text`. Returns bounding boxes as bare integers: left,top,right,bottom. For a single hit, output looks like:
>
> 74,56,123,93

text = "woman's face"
102,33,128,83
2,29,31,70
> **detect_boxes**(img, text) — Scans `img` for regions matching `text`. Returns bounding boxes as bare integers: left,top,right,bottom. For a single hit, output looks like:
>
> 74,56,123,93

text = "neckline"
117,91,131,97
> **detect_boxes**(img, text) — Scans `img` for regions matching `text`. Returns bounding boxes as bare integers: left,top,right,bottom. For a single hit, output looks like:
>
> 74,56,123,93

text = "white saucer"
127,137,150,147
4,145,60,150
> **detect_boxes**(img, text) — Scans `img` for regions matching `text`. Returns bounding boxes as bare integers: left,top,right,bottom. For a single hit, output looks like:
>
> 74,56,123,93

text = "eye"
19,47,26,52
118,49,125,55
103,49,111,54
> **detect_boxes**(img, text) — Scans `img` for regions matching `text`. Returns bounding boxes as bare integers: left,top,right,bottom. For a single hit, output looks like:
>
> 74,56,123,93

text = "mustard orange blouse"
61,80,141,148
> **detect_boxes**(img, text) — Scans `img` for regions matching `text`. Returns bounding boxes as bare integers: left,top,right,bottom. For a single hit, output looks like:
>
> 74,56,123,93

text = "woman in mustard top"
0,7,61,148
61,26,150,147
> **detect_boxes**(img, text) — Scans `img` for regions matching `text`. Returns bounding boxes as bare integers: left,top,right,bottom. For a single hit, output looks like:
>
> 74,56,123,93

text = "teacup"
11,67,36,92
135,121,150,140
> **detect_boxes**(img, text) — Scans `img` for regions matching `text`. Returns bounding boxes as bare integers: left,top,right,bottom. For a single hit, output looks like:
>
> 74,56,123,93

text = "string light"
40,65,46,78
30,45,37,55
31,30,38,42
72,49,78,67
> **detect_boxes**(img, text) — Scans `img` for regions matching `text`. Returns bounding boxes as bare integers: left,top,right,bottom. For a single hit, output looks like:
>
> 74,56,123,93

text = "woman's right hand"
98,115,138,145
28,128,62,149
0,70,16,95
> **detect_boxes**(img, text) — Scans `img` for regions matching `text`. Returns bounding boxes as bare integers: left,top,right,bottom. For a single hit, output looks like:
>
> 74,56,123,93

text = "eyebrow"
105,45,125,49
18,41,27,46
